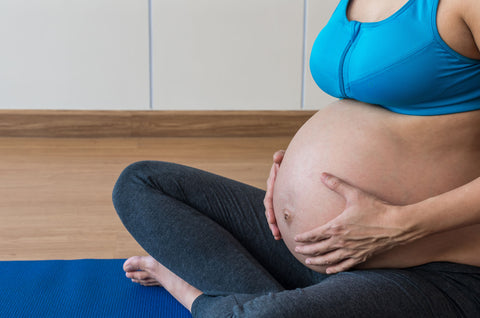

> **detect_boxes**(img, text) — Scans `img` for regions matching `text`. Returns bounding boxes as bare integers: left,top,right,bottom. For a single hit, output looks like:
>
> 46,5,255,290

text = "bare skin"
123,0,480,311
265,0,480,242
348,0,480,60
123,256,201,311
266,0,480,273
271,100,480,273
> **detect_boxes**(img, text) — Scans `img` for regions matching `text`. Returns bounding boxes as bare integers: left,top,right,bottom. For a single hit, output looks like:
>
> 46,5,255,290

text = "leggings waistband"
411,262,480,274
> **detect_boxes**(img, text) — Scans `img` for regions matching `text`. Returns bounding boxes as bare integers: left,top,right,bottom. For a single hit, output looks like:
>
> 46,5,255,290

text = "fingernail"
306,259,311,264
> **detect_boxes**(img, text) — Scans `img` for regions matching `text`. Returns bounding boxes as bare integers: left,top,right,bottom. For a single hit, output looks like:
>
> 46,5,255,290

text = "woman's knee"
112,161,159,211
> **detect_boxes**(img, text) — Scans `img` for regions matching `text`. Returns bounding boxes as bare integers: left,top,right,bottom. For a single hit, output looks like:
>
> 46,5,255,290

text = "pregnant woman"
112,0,480,316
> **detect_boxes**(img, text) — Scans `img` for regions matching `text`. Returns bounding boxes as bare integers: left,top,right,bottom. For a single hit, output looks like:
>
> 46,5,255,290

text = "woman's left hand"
294,173,421,274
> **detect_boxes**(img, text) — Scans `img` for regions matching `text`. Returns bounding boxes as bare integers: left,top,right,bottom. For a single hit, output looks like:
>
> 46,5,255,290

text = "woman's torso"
272,0,480,273
273,100,480,272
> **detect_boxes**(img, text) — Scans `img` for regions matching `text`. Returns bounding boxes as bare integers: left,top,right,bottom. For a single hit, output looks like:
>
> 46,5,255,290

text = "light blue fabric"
310,0,480,116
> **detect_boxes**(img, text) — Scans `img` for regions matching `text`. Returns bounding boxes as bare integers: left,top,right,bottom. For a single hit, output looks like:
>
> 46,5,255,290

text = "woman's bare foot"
124,256,162,286
123,256,203,311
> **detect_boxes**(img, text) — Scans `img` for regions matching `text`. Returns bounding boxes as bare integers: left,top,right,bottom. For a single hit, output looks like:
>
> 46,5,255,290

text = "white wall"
0,0,338,110
304,0,338,109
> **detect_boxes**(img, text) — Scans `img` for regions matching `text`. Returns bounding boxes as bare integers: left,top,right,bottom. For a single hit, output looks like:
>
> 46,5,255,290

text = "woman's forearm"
360,176,480,269
402,176,480,237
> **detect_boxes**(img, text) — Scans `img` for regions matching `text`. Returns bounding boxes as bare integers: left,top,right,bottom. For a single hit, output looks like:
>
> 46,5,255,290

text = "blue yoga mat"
0,259,192,318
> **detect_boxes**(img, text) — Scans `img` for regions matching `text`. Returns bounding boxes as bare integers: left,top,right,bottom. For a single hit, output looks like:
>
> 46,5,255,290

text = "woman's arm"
294,173,480,274
406,175,480,234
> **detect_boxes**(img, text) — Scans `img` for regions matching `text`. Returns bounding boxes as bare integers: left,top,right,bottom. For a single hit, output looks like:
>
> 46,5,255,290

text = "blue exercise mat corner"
0,259,192,318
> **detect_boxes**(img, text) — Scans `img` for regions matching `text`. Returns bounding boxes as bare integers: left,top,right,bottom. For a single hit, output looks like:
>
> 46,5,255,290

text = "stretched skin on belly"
272,100,480,272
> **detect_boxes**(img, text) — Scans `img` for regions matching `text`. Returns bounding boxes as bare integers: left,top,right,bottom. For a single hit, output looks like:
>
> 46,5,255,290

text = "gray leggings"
112,161,480,318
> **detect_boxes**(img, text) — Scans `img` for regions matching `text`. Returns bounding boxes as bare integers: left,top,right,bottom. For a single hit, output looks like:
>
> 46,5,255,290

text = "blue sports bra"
310,0,480,115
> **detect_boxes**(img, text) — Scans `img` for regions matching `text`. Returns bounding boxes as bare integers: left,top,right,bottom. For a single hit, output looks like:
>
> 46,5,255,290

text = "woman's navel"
281,208,294,224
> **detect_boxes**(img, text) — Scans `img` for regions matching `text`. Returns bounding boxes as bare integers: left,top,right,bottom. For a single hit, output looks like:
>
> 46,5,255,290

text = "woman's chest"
347,0,477,60
310,0,480,115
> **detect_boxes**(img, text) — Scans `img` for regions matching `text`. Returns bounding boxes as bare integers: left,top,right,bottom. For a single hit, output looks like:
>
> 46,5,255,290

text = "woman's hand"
264,150,285,240
294,173,422,274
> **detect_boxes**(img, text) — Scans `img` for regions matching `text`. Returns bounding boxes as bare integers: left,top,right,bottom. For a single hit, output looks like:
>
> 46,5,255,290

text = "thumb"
273,150,285,164
321,172,359,202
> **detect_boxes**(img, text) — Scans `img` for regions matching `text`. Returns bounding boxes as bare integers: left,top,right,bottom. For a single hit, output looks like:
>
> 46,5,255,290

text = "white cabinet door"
0,0,149,110
151,0,304,110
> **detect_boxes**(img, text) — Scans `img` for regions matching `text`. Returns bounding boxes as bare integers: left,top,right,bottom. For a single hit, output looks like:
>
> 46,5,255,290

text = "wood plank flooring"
0,137,290,261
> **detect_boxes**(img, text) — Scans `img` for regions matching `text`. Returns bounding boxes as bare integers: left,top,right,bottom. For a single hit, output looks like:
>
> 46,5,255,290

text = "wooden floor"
0,137,290,261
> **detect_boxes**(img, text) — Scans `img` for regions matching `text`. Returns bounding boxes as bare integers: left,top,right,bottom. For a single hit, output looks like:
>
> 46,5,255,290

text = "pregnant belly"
272,100,480,272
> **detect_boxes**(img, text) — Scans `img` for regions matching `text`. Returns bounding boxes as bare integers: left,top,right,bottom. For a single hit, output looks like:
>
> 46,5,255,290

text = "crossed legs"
112,161,480,317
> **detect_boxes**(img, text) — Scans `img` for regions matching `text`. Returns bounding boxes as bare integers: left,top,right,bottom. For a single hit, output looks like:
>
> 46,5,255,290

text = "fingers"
264,162,282,240
264,200,277,227
325,258,360,274
295,240,333,256
265,206,282,240
264,205,281,239
269,223,282,240
265,164,277,195
320,172,359,202
265,200,282,240
294,223,337,242
264,165,276,223
273,150,285,164
263,149,286,240
302,248,366,274
304,248,346,266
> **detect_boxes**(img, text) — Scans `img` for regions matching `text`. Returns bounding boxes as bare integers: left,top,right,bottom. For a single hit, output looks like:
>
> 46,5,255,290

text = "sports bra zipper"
339,22,360,97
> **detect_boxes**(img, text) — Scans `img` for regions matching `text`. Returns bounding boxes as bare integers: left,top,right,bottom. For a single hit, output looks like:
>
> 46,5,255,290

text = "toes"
126,270,152,281
138,279,161,286
124,255,164,287
123,256,144,272
131,277,161,286
141,282,161,287
124,255,158,273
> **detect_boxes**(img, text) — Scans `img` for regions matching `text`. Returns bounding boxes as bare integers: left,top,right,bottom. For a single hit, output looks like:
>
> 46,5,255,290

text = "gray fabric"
113,161,480,318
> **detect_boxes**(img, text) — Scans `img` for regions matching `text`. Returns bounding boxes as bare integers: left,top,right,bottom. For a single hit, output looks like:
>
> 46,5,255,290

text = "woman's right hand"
264,150,285,240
